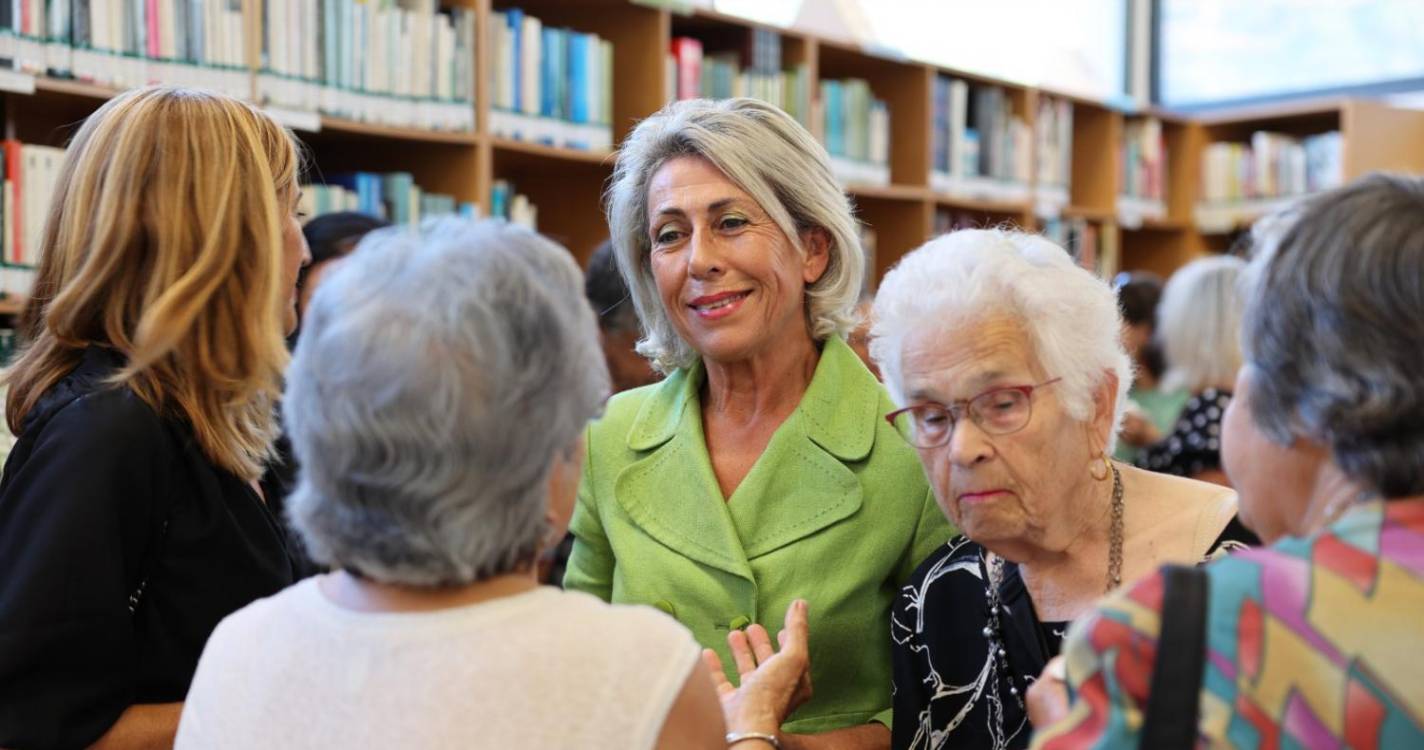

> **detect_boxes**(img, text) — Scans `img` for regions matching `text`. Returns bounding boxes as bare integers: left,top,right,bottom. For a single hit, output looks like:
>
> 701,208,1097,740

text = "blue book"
824,81,844,157
506,8,524,111
568,32,589,124
540,27,558,120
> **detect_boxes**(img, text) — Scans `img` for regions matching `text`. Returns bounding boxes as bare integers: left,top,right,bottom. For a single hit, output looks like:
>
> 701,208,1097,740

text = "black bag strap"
1138,564,1210,750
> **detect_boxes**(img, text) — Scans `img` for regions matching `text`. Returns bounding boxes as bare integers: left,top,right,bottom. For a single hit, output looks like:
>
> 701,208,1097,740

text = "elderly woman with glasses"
565,98,953,748
868,231,1257,749
723,230,1259,750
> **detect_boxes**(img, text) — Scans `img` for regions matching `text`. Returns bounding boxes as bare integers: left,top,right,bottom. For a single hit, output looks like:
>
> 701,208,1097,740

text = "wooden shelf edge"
33,76,118,100
931,193,1030,214
847,183,929,202
0,296,28,316
1190,96,1349,126
318,116,480,145
490,136,614,166
1060,205,1114,222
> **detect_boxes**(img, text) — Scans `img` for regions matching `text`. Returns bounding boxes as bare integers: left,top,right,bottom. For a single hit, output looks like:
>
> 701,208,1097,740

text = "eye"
718,215,748,231
654,226,685,245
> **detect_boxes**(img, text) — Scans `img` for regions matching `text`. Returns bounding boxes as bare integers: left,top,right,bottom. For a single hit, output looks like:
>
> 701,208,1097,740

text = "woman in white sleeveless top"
176,220,743,749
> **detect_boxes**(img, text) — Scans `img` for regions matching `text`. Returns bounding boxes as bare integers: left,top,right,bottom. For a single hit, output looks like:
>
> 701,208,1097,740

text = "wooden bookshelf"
1,0,1423,300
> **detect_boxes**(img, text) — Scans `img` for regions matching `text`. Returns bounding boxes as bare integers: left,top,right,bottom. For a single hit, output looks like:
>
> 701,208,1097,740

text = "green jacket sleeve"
561,425,614,601
896,487,956,586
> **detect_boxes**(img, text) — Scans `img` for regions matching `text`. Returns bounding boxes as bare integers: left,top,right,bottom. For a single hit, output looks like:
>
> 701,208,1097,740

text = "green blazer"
564,336,955,733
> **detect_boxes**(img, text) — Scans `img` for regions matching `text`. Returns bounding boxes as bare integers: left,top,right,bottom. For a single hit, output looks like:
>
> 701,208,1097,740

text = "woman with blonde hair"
0,86,310,748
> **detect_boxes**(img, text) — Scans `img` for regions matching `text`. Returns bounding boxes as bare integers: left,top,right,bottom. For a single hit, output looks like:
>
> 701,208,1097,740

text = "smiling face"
900,315,1105,557
644,156,828,366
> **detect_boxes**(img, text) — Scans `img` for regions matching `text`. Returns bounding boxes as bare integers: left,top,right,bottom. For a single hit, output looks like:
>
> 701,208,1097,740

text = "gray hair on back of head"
869,229,1133,452
1241,173,1424,498
605,97,864,373
284,217,610,586
1155,255,1247,394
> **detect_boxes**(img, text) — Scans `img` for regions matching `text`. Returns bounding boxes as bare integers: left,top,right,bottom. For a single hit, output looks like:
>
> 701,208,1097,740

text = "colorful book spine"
487,7,613,152
1200,130,1341,203
304,172,477,226
0,140,66,298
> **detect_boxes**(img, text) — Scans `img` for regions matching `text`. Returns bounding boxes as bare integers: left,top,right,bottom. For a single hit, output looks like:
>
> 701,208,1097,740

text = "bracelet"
726,730,781,748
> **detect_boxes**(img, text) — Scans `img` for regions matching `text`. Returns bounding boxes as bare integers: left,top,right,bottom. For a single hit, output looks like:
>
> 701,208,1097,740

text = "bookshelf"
1,0,1423,314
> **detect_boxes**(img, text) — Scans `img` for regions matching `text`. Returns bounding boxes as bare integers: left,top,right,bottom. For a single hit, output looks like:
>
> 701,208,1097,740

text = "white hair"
605,97,864,372
1156,255,1246,394
283,218,610,586
870,229,1133,450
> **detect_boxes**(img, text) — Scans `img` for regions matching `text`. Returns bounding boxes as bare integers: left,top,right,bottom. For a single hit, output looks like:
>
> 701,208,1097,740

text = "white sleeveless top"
176,580,701,749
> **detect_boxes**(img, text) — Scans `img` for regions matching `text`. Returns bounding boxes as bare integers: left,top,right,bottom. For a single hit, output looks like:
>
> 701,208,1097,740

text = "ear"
1090,370,1120,452
799,227,832,285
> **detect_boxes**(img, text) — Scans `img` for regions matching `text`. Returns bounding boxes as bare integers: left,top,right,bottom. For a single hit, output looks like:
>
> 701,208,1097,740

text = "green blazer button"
654,600,676,617
729,615,752,630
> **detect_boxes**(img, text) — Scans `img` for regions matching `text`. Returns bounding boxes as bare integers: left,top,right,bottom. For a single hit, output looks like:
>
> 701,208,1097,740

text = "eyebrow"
653,197,742,220
907,370,1011,403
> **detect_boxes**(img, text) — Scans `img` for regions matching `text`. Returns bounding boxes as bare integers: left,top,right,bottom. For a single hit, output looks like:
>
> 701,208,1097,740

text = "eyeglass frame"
884,377,1063,448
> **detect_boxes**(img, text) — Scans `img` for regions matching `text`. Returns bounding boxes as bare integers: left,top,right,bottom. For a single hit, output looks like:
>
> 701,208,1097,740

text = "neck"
1292,462,1371,541
1008,464,1119,612
318,568,539,614
702,332,820,425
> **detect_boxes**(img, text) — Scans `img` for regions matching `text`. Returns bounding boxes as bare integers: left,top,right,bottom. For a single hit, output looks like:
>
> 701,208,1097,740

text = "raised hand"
702,599,813,736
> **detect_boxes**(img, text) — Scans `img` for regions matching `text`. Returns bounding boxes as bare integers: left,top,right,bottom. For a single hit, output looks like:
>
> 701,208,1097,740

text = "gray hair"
870,229,1133,451
283,218,610,586
1241,173,1424,498
1155,255,1246,394
605,97,864,372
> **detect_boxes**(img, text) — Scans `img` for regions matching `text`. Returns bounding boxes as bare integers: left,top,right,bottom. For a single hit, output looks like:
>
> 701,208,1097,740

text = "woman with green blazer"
565,98,953,750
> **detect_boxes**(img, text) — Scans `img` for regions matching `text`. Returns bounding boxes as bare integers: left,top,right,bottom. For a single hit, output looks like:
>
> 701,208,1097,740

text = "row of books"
1200,130,1342,204
667,31,812,125
1035,96,1072,197
931,78,1032,201
1121,117,1167,202
1042,216,1119,278
822,78,889,186
300,172,479,227
487,8,614,153
1,0,249,98
1,140,64,298
258,0,476,131
489,179,536,231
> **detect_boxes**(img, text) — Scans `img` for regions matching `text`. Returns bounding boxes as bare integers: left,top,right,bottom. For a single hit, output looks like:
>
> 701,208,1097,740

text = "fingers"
728,628,757,677
702,649,736,696
745,624,776,665
780,599,809,656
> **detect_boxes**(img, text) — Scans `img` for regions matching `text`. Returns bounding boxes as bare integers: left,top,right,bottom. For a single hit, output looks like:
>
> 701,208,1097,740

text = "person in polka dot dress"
1135,256,1247,485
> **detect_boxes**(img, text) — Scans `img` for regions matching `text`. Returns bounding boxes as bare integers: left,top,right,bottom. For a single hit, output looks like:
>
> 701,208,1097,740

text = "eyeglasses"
884,378,1062,448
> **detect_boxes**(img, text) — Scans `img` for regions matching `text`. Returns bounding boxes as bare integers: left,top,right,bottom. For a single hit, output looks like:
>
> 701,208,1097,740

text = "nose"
687,227,724,280
944,416,994,469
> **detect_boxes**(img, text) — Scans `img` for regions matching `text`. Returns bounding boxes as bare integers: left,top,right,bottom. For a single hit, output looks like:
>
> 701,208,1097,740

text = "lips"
958,489,1008,503
687,290,751,319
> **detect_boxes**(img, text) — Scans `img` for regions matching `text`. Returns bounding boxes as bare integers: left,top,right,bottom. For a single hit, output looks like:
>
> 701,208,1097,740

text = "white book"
519,15,539,117
948,79,968,178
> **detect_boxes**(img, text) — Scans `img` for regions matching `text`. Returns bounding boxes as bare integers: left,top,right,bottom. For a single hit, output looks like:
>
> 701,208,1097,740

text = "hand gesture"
701,599,813,736
1026,655,1070,729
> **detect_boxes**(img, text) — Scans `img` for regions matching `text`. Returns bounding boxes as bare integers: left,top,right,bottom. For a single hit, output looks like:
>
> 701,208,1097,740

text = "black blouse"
1138,388,1233,478
0,348,298,749
890,518,1257,750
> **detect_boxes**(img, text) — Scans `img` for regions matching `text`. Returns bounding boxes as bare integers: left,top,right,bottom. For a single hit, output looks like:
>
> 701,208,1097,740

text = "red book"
4,140,22,266
147,0,161,59
670,37,702,101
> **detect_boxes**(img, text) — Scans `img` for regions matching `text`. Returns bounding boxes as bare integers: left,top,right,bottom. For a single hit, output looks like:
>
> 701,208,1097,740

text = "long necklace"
980,464,1127,734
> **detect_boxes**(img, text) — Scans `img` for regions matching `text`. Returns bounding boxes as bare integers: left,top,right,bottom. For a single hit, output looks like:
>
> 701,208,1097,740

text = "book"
1199,130,1341,204
303,171,477,226
667,29,810,125
0,140,65,297
487,8,613,152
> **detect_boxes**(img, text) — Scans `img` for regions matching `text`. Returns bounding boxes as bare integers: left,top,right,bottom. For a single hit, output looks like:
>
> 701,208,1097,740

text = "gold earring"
1090,452,1111,482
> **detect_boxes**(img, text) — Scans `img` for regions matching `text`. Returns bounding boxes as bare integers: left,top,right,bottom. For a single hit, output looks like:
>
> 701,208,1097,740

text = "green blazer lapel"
729,337,880,559
614,365,755,582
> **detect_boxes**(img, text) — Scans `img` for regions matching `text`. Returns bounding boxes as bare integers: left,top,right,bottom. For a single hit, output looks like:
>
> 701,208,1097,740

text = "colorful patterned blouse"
1032,498,1424,749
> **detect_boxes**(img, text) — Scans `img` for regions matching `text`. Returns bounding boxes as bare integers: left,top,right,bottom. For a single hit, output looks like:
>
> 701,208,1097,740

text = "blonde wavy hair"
4,86,299,482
